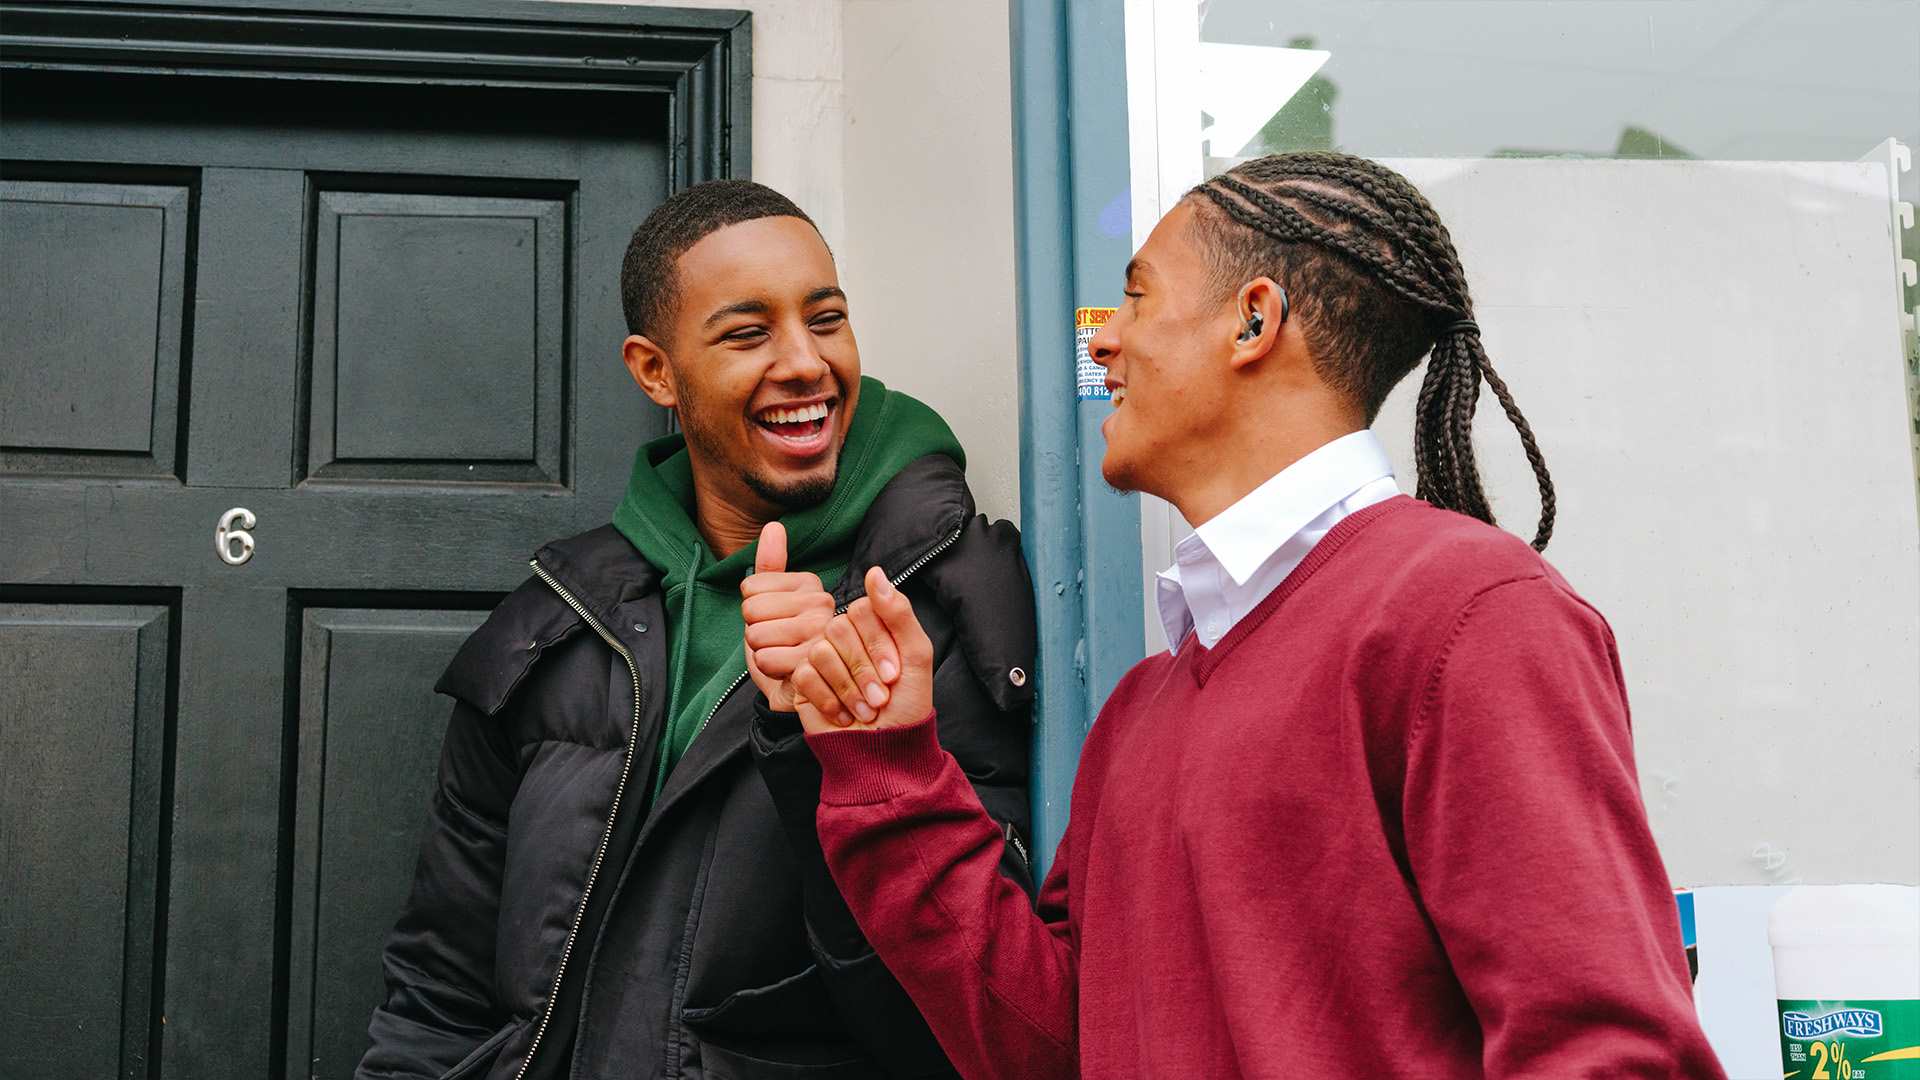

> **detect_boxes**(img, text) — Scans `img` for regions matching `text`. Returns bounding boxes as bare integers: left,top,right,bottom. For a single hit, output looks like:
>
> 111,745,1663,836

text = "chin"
1099,449,1141,494
747,464,837,511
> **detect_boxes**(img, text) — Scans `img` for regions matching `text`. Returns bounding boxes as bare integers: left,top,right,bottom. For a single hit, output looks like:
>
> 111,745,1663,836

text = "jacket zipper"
646,668,751,806
519,557,645,1080
834,526,964,616
696,670,751,743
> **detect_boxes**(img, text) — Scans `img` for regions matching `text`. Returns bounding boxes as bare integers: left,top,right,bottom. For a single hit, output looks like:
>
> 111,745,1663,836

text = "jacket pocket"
683,965,879,1077
680,963,841,1039
696,1040,884,1080
436,1019,525,1080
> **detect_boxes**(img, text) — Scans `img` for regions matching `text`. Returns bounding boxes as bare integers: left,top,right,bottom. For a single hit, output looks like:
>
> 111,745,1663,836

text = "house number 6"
216,507,256,566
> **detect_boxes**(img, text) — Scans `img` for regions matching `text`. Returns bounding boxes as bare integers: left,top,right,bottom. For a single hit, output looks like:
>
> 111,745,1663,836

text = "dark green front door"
0,7,745,1076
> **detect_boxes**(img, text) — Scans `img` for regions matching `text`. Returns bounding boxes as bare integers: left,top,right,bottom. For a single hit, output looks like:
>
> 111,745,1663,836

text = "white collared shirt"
1156,430,1400,652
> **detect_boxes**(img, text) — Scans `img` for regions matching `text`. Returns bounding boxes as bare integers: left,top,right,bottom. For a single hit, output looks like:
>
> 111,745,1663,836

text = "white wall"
574,0,1024,525
839,0,1021,527
1374,157,1920,889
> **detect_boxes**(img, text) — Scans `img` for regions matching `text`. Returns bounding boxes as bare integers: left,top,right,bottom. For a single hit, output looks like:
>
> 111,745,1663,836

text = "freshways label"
1787,1009,1887,1040
1778,999,1920,1078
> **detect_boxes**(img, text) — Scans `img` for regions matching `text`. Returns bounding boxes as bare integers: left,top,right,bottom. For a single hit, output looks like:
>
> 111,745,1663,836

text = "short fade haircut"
619,179,819,340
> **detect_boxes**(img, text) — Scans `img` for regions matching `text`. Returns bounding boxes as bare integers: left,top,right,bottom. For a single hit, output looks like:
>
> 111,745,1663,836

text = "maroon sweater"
807,497,1725,1078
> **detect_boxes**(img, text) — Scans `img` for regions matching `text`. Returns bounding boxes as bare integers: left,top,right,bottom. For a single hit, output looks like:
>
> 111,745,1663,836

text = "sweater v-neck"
1187,494,1418,684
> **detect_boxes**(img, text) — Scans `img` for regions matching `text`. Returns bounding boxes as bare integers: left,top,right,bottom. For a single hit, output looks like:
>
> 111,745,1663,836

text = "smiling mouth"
753,398,837,453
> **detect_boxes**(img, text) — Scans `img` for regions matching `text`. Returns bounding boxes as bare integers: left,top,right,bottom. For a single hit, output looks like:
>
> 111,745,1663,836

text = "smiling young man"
755,153,1727,1077
356,181,1037,1080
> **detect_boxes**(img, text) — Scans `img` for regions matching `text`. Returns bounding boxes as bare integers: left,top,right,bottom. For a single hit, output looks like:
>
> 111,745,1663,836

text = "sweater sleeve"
809,715,1079,1080
1403,576,1726,1079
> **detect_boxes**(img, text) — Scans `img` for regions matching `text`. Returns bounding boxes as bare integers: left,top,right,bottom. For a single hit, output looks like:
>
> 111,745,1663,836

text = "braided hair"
1188,152,1555,551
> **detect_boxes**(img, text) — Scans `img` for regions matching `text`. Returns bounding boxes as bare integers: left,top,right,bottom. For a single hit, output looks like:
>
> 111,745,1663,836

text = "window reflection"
1198,1,1920,165
1192,0,1920,316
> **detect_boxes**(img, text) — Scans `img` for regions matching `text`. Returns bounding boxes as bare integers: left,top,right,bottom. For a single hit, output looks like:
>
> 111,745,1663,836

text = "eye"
723,327,768,344
810,311,847,332
1123,290,1145,301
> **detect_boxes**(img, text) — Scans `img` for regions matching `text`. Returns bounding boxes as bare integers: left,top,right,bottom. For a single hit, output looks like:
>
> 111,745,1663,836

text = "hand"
740,521,835,712
789,565,933,736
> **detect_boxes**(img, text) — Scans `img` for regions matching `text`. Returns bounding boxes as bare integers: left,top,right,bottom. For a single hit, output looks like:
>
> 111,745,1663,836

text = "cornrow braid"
1190,151,1556,551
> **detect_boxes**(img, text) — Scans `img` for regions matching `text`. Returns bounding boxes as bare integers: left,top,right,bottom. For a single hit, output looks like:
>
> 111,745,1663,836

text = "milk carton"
1769,885,1920,1078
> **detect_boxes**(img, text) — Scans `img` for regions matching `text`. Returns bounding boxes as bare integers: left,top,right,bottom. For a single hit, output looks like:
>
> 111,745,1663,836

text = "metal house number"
215,507,256,566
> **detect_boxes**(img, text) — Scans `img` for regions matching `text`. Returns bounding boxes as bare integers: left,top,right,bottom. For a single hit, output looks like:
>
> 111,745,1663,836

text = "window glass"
1196,0,1919,168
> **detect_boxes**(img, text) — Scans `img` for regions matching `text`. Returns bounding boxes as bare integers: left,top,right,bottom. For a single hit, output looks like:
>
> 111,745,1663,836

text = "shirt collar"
1188,430,1396,586
1154,430,1396,652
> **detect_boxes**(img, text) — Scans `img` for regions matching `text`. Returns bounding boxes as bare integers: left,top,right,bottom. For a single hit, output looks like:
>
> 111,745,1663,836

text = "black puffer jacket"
357,456,1036,1080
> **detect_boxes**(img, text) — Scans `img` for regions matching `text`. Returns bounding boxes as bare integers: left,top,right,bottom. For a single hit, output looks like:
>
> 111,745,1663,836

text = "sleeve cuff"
751,693,805,747
805,712,947,806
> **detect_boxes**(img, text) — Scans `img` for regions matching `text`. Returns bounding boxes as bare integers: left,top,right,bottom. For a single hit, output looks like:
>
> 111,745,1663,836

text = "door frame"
0,0,751,189
1009,0,1144,878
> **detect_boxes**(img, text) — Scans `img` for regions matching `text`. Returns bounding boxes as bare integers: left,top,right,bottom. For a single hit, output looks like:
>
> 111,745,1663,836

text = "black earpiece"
1236,287,1287,343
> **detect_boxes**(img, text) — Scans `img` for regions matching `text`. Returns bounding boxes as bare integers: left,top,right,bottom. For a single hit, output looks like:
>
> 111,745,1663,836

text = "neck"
686,457,776,560
1168,397,1366,527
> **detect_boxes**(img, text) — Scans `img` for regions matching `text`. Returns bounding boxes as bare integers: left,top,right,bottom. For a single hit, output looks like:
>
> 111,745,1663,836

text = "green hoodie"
612,376,965,799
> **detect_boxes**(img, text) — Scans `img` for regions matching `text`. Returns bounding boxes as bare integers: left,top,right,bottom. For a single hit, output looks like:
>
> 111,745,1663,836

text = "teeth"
1112,387,1126,407
760,402,830,425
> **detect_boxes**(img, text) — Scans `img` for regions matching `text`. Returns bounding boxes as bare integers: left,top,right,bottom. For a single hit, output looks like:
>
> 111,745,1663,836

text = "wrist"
806,711,944,805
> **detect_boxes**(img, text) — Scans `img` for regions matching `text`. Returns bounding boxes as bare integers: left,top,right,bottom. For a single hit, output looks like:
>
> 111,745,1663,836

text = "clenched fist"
740,521,836,713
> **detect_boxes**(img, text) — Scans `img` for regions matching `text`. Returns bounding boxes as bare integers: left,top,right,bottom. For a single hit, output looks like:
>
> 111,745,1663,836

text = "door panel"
285,606,490,1080
0,177,191,478
0,602,172,1080
310,187,568,486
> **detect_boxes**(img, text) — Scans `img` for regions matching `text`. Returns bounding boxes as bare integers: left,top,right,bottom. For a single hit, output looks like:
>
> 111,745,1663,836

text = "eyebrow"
701,287,847,331
703,299,771,329
1125,258,1152,282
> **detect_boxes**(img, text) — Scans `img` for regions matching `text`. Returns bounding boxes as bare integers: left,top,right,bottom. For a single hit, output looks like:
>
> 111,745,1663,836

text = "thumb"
755,521,788,574
865,566,930,660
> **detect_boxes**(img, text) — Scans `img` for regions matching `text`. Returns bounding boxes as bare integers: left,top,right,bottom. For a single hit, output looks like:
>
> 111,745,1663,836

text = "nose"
1087,321,1119,369
767,323,832,383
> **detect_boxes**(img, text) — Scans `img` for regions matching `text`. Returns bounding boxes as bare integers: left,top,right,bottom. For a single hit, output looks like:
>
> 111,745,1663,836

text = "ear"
1227,277,1289,372
622,334,678,409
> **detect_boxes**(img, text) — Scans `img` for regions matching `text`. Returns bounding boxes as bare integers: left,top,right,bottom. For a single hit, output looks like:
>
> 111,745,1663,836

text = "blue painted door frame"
1010,0,1145,878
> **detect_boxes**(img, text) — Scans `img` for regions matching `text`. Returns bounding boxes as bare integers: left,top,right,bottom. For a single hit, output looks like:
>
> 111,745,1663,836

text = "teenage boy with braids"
745,153,1726,1078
